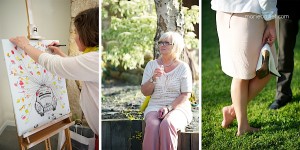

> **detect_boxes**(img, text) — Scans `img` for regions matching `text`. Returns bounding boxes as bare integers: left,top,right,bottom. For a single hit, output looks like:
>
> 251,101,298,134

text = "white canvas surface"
1,39,70,136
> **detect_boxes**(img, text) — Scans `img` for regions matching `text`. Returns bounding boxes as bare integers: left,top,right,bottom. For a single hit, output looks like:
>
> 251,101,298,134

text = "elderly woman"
141,31,193,150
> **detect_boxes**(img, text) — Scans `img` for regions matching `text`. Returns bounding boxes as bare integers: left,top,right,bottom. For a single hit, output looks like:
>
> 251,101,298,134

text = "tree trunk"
153,0,184,59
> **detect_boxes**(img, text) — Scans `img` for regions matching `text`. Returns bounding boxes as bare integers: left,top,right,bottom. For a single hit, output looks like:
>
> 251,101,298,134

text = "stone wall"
67,0,99,122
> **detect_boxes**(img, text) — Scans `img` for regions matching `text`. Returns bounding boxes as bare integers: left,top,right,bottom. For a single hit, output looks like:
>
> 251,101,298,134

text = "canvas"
1,39,70,136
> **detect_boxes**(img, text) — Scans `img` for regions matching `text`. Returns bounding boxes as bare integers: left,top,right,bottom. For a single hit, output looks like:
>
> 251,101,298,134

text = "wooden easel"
18,113,74,150
25,0,43,40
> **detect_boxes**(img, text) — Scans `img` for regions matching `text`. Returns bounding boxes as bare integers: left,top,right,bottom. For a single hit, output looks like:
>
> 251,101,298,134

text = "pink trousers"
143,110,188,150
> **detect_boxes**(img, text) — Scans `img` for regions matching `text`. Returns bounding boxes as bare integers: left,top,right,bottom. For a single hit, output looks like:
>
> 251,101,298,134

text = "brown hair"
74,7,99,47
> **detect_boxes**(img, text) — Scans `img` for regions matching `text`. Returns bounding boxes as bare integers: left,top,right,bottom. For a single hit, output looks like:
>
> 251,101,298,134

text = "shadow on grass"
261,120,300,132
291,94,300,103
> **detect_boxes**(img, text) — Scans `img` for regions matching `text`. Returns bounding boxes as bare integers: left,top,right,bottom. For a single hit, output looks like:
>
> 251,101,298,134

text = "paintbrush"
53,44,66,47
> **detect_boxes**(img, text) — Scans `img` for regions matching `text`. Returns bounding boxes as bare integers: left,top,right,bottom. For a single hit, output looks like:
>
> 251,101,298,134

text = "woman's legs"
248,75,271,100
143,111,161,150
231,78,257,135
221,105,236,128
222,75,271,134
159,109,188,150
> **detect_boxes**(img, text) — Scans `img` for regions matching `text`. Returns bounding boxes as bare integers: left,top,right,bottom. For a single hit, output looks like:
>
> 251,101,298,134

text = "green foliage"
102,0,199,70
102,0,156,70
132,131,143,141
128,131,143,147
183,5,199,50
129,131,143,141
122,110,143,120
202,0,300,149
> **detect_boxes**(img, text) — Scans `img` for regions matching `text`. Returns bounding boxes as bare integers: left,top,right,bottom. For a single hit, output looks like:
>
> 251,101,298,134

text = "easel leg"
18,136,27,150
65,128,72,150
45,138,52,150
61,128,72,150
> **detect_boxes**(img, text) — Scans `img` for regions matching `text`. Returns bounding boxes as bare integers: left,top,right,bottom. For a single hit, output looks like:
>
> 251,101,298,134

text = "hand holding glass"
153,65,165,81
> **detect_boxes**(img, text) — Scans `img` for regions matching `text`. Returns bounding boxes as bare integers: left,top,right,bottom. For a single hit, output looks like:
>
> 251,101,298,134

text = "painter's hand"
158,107,168,119
48,42,67,57
9,36,30,50
262,19,276,46
48,41,62,54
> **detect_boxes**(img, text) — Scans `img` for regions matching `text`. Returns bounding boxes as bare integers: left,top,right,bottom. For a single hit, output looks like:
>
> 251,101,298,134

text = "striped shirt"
141,59,193,123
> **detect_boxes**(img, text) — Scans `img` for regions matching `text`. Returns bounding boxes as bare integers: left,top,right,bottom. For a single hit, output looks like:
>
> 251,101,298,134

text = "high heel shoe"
256,44,281,79
256,50,270,79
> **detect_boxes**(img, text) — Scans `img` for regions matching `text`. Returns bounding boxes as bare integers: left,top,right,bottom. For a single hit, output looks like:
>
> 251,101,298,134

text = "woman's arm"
262,19,276,46
170,92,191,110
141,79,156,96
258,0,277,21
10,36,99,81
141,62,164,96
9,36,43,62
258,0,277,45
48,41,68,57
39,53,99,81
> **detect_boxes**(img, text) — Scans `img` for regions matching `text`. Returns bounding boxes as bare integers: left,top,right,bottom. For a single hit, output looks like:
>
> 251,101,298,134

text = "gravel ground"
101,80,199,132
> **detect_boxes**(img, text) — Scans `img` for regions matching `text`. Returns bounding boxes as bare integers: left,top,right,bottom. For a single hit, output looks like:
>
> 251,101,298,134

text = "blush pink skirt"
216,11,277,79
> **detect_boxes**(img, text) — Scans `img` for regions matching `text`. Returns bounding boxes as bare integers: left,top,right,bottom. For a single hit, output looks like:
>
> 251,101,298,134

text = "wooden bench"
102,119,199,150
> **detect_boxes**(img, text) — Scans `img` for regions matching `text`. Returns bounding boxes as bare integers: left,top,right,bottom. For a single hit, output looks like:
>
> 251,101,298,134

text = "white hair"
159,31,185,59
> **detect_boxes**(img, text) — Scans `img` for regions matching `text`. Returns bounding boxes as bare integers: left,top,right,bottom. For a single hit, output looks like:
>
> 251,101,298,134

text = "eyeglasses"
158,41,173,46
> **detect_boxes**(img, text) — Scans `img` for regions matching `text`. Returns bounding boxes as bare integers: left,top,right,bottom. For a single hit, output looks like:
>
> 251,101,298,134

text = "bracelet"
149,76,156,84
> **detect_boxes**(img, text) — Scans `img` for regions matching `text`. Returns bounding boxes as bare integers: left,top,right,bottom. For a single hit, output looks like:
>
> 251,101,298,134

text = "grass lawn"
202,0,300,149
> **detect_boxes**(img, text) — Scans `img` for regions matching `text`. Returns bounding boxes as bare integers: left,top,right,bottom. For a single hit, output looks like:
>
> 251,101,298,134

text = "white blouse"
38,52,99,135
211,0,277,21
141,60,193,123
